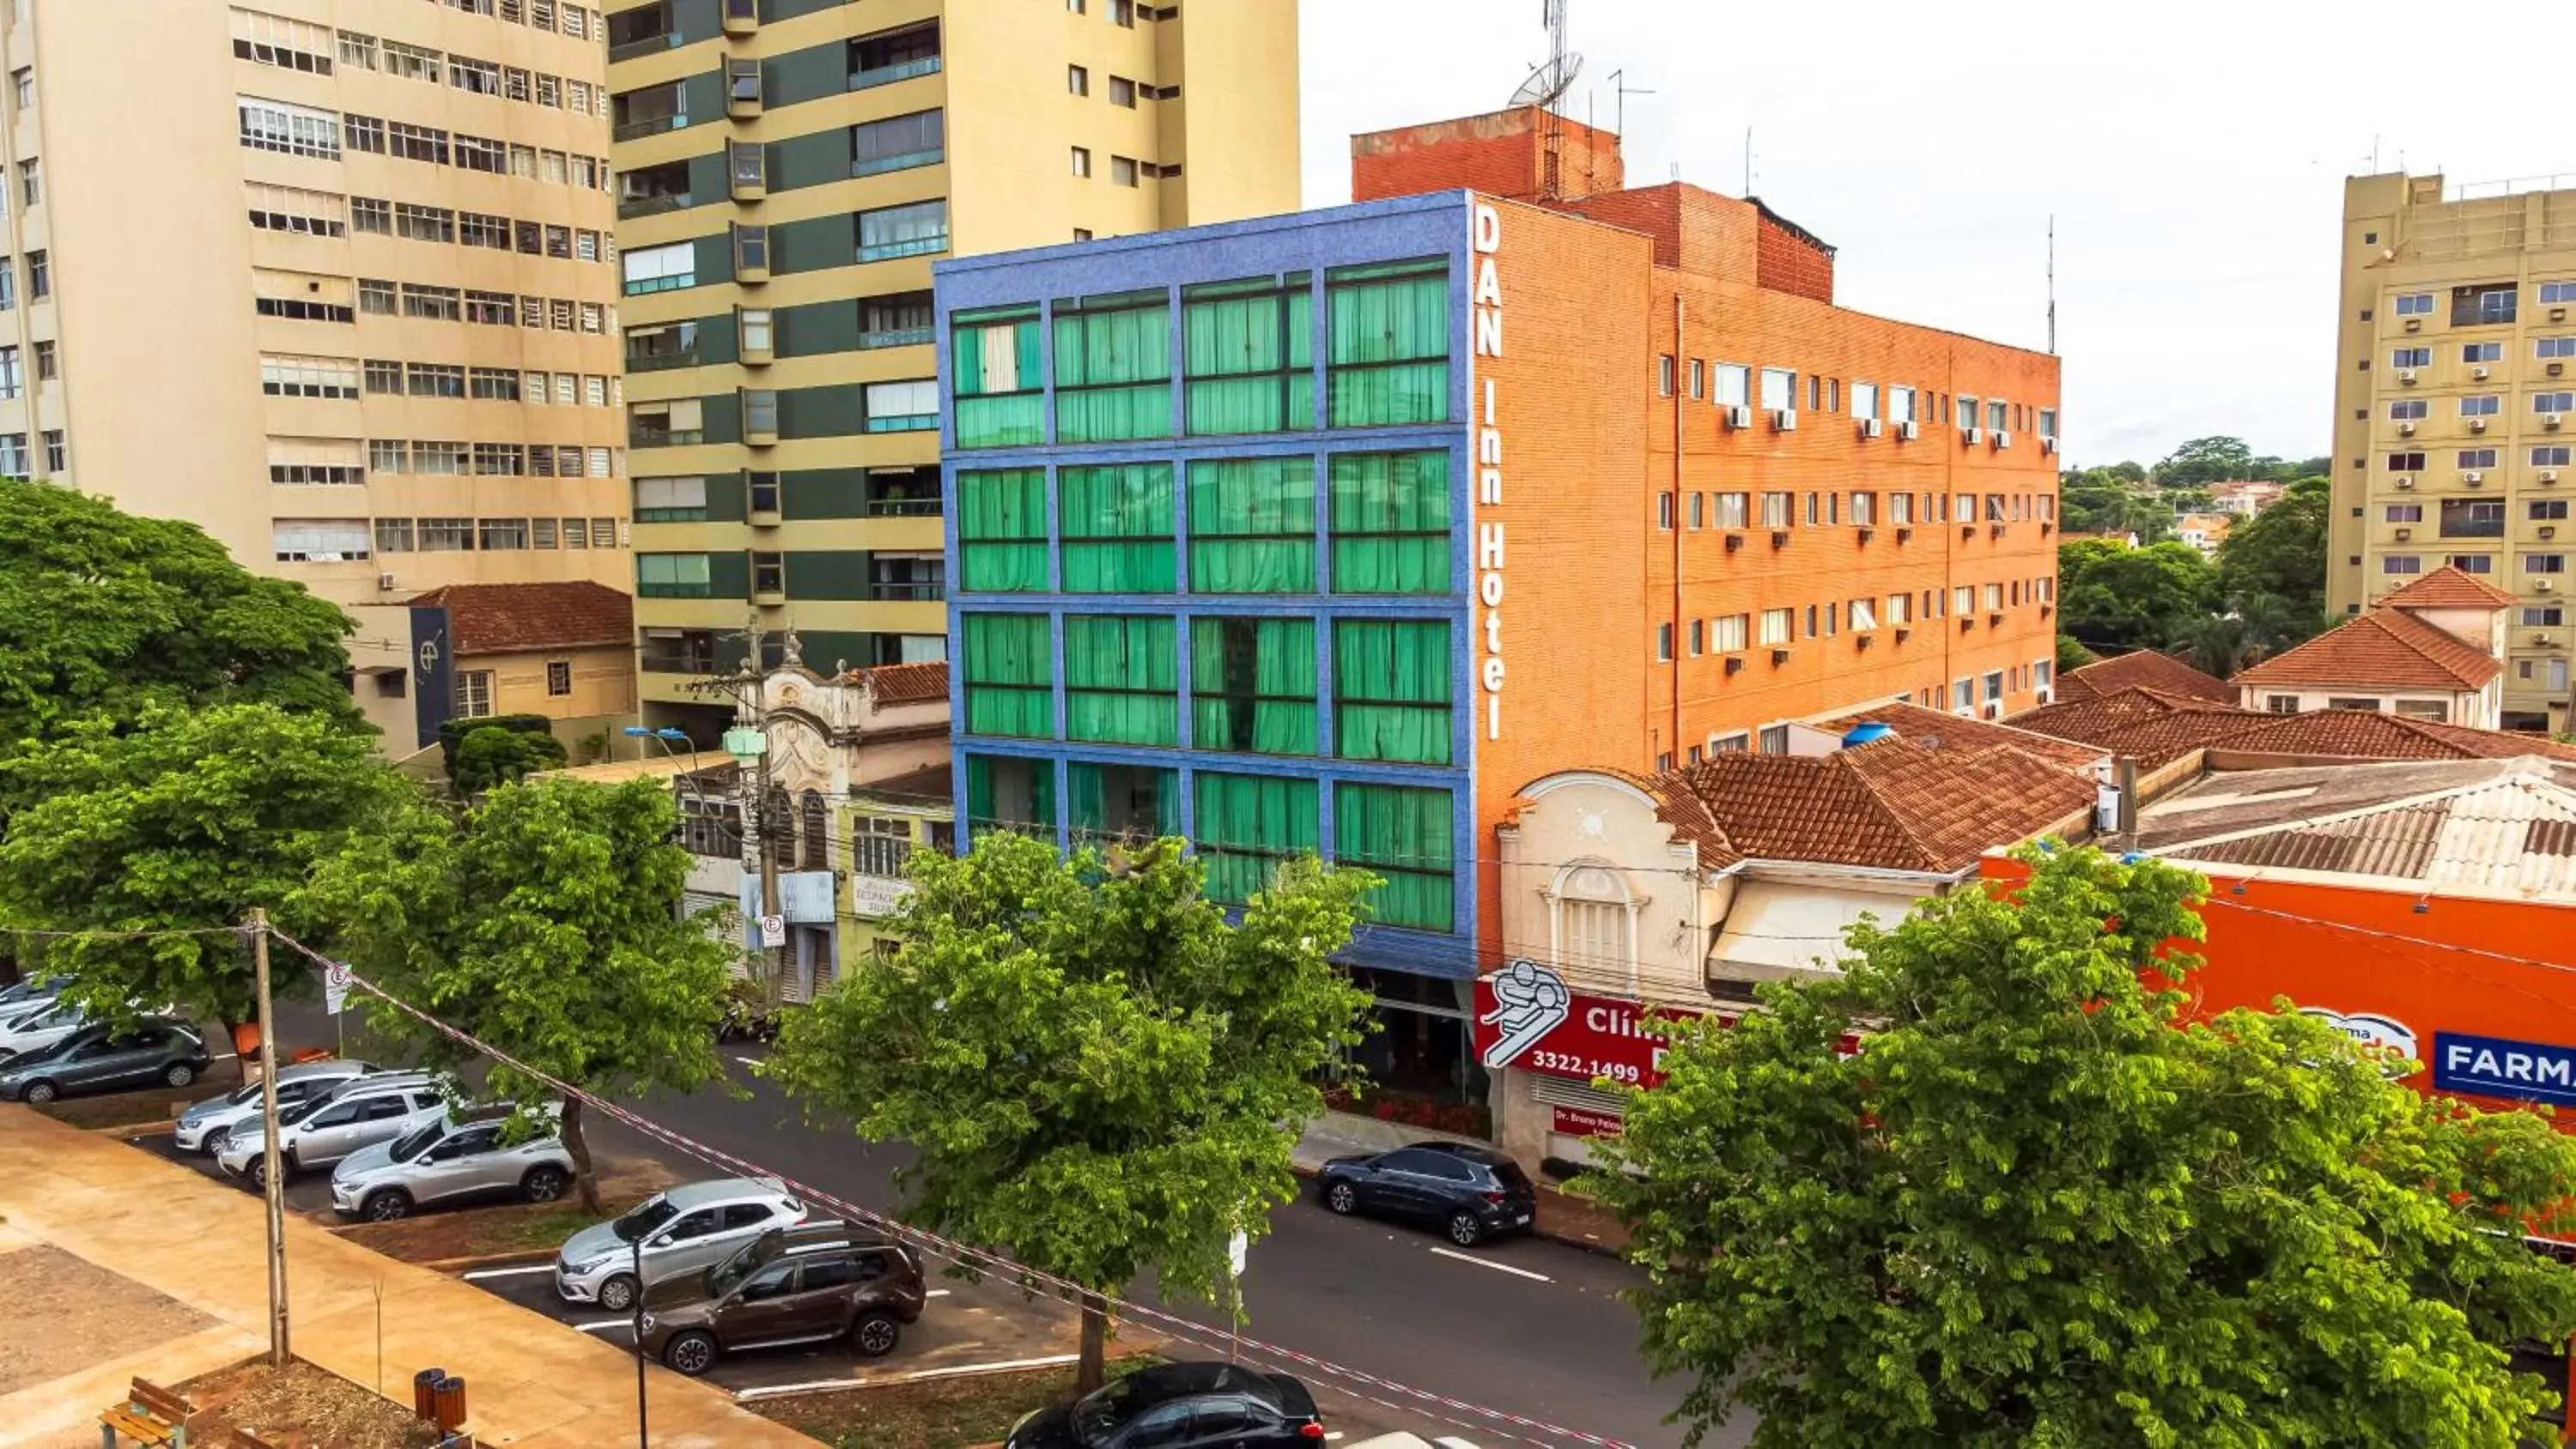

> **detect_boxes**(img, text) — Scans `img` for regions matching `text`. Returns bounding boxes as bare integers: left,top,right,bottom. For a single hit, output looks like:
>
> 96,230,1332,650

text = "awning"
1708,882,1891,979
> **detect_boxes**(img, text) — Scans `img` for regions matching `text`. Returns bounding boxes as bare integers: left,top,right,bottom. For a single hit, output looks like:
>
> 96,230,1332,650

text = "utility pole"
250,908,289,1366
714,611,788,1005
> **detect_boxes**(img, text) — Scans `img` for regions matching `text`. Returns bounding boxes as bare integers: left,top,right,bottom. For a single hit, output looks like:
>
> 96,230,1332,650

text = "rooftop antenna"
1607,67,1654,138
1742,126,1756,197
1510,0,1583,199
2047,215,2057,355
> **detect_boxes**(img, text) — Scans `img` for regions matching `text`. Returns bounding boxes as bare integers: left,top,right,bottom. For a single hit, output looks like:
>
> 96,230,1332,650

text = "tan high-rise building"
605,0,1299,733
2329,172,2576,732
9,0,634,750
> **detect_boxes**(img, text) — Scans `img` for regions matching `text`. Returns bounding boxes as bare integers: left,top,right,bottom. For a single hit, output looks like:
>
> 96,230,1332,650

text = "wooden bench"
99,1377,191,1447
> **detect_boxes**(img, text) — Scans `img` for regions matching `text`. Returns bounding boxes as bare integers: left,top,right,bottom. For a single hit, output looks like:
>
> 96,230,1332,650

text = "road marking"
1429,1246,1552,1282
925,1288,951,1299
575,1319,631,1334
461,1264,555,1281
734,1056,762,1068
1326,1436,1345,1443
735,1378,869,1400
734,1352,1083,1402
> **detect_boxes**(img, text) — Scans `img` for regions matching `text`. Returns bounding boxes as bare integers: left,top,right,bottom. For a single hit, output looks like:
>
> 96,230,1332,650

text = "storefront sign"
848,876,915,919
1475,958,1862,1091
1472,200,1507,743
2300,1008,2418,1059
1551,1105,1624,1139
2433,1031,2576,1108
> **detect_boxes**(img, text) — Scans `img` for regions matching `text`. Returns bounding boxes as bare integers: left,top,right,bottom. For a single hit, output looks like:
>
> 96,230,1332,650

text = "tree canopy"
2057,538,2219,653
2215,476,2330,628
453,724,569,795
0,702,415,1030
764,833,1376,1391
1589,846,2576,1449
305,777,738,1211
2152,434,2259,488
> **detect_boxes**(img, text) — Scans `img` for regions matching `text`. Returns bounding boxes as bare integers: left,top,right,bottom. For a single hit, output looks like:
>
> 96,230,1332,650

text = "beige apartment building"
605,0,1299,734
9,0,634,751
2328,172,2576,732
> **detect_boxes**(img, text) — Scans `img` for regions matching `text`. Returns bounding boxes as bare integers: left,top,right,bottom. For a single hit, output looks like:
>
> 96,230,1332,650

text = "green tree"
306,778,737,1212
765,834,1375,1392
452,724,569,795
2216,476,2329,620
2153,434,2257,489
1589,846,2576,1449
2057,538,2217,652
0,703,414,1033
0,482,357,773
2054,633,2097,676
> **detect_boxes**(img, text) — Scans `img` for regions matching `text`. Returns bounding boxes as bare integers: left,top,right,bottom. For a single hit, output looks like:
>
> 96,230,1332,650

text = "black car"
1005,1361,1323,1448
1315,1140,1537,1246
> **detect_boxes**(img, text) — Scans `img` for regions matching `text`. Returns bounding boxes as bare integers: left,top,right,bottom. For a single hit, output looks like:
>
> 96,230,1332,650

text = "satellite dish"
1510,51,1583,110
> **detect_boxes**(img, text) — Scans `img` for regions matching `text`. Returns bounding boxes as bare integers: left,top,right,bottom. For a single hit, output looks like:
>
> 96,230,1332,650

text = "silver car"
174,1059,379,1155
0,998,89,1062
330,1110,575,1222
216,1073,446,1188
555,1177,807,1313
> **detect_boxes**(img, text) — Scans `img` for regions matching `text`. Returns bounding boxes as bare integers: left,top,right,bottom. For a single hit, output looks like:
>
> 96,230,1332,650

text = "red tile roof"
2223,711,2576,764
1812,700,2107,771
848,660,949,706
2375,564,2520,610
405,580,634,654
2057,649,2233,704
1666,738,2096,874
2230,608,2500,692
1592,767,1739,869
2008,687,2253,744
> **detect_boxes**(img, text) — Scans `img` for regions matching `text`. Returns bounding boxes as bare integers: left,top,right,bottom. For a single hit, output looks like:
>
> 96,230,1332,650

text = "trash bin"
431,1374,467,1432
412,1367,444,1420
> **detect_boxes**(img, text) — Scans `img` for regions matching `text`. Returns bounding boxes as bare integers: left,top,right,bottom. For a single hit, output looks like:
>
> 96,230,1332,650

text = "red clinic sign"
1473,960,1860,1090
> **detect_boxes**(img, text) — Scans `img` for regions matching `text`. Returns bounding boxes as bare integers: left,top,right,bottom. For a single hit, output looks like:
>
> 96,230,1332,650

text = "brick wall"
1754,214,1835,304
1352,106,1625,203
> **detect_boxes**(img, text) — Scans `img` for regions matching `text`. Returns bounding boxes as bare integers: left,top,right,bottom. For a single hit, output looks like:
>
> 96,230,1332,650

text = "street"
264,1000,1722,1448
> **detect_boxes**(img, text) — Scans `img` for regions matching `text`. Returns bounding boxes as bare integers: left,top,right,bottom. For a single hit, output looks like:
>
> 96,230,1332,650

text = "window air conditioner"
2403,318,2421,332
2543,525,2559,540
2398,420,2417,436
1724,405,1753,429
2548,415,2566,432
2537,634,2560,646
1991,430,2013,449
2473,365,2492,380
2470,416,2490,433
2397,369,2419,385
1981,700,2004,718
1771,409,1799,432
2544,470,2564,485
2552,361,2567,378
1897,420,1921,441
2540,579,2560,592
2393,476,2416,489
2042,435,2058,453
2464,470,2486,486
1858,416,1883,439
1962,426,1984,446
2557,306,2570,321
2393,527,2412,541
377,572,398,591
2035,686,2053,704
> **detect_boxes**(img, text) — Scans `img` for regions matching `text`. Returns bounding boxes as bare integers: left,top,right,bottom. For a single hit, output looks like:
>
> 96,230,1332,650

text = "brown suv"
636,1222,926,1376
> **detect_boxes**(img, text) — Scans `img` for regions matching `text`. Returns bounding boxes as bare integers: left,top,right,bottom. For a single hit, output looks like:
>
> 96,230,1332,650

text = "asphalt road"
258,1002,1728,1448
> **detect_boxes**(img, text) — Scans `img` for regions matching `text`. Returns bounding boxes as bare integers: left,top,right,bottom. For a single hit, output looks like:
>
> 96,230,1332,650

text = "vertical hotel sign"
1473,202,1506,741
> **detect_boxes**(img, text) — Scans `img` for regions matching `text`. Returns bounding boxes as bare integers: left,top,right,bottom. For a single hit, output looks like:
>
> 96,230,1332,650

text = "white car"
173,1059,379,1155
331,1110,576,1222
0,998,90,1063
217,1073,446,1189
554,1177,808,1313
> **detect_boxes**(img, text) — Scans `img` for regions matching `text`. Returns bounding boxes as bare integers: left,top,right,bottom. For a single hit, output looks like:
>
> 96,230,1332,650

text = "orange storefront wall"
1981,856,2576,1126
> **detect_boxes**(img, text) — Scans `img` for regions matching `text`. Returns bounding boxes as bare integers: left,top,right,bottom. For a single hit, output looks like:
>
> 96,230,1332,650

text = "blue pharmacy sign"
2431,1032,2576,1108
407,605,453,752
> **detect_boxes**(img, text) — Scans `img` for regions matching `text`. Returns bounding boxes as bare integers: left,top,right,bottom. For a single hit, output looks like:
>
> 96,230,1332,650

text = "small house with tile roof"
2055,649,2234,706
402,581,635,755
2231,565,2516,727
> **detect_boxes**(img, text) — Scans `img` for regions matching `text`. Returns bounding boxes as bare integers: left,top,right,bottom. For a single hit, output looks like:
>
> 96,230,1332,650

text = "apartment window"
1327,258,1449,427
270,518,370,562
1759,367,1795,411
465,291,514,326
415,517,472,551
394,202,454,244
400,284,461,322
2540,337,2576,361
1710,491,1748,530
2382,555,2422,575
2532,500,2570,521
738,308,775,356
637,554,713,598
1986,399,2008,433
629,398,704,447
2439,499,2504,538
1888,385,1917,424
2458,449,2500,470
372,518,413,555
1850,380,1879,420
235,97,337,159
1070,146,1091,179
2385,503,2424,523
1953,585,1976,614
387,122,448,164
2525,554,2567,575
477,518,529,550
635,476,708,523
2461,395,2501,417
1068,64,1090,95
2393,291,2434,317
252,268,353,322
468,367,519,401
1710,362,1750,409
2038,406,2058,439
1758,608,1793,646
384,40,441,83
449,55,501,94
2522,658,2575,694
2537,446,2574,468
414,443,471,476
1886,592,1913,627
12,66,34,110
2464,342,2504,364
459,212,509,250
246,182,345,237
2389,399,2427,421
261,354,358,399
622,241,696,296
2455,283,2518,327
2524,606,2566,627
2449,555,2495,574
859,199,948,261
2543,282,2576,306
231,8,333,71
452,670,495,720
1849,492,1874,527
1111,155,1139,187
1109,76,1136,106
398,363,462,400
265,437,361,486
1656,622,1674,661
2388,451,2427,472
1686,492,1704,529
2391,347,2431,370
341,114,385,155
368,440,405,475
854,109,945,177
2538,391,2576,414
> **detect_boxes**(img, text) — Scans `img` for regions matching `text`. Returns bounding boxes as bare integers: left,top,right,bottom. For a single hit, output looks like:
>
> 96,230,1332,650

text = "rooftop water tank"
1841,722,1896,748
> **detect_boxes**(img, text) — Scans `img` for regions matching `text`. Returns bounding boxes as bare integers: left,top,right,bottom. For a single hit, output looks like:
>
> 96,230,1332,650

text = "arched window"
765,787,796,871
1552,864,1636,983
800,791,829,870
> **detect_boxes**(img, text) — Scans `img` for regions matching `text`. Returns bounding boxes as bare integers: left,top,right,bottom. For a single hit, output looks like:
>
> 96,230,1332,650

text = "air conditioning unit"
1771,409,1799,432
1770,646,1793,664
2543,525,2560,540
2552,361,2567,377
2393,526,2412,541
2041,435,2058,453
2035,686,2054,705
2544,470,2564,485
1724,404,1753,429
2403,318,2422,332
2397,369,2420,385
1992,430,2013,450
1962,426,1984,446
2393,476,2416,489
2540,578,2560,592
2548,415,2567,432
1897,420,1921,441
1859,416,1884,439
2398,420,2418,436
2536,634,2560,647
2556,306,2570,322
1981,700,2004,719
377,571,398,591
2473,365,2492,380
2470,416,2490,433
2464,470,2486,486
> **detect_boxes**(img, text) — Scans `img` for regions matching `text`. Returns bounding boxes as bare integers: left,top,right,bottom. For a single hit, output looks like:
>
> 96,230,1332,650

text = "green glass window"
1063,614,1177,746
1191,616,1316,755
1183,273,1313,436
1060,463,1176,592
1187,457,1315,593
1327,259,1450,428
1054,290,1171,444
962,613,1053,738
1194,772,1319,905
966,754,1054,837
1069,761,1178,845
1329,451,1451,593
1333,618,1451,765
957,469,1048,592
1334,783,1453,931
637,553,713,597
953,304,1043,450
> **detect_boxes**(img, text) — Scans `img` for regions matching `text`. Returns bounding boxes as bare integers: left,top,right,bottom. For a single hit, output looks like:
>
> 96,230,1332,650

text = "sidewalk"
1291,1110,1631,1257
0,1106,821,1449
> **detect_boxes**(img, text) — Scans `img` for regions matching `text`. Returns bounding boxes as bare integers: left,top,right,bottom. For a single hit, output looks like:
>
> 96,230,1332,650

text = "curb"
410,1246,560,1274
1291,1160,1628,1261
95,1119,178,1137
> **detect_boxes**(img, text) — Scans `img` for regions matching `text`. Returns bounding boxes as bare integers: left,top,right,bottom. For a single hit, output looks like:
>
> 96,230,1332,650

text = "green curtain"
957,470,1049,591
1327,269,1449,428
1191,616,1317,755
1069,763,1179,842
1334,783,1453,931
1057,384,1172,445
1184,288,1313,435
954,318,1045,450
967,754,1054,834
1194,771,1319,904
963,614,1053,738
1063,615,1177,745
1333,618,1450,764
1187,457,1316,593
1055,304,1172,444
1060,464,1176,592
1330,452,1451,593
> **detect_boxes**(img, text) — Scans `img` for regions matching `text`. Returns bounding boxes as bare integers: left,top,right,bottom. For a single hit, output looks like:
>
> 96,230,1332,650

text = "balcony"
867,497,941,517
870,582,946,602
850,23,941,90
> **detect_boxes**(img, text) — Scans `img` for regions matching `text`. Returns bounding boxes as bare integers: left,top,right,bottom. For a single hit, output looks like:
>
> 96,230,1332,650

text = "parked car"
636,1222,925,1376
331,1106,575,1222
216,1072,445,1188
0,998,92,1064
174,1058,378,1155
0,1019,211,1104
1004,1361,1325,1448
0,973,70,1010
1315,1141,1538,1246
555,1175,807,1313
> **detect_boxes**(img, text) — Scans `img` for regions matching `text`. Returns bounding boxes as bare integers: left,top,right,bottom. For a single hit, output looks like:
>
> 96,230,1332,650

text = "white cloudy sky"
1297,0,2569,470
